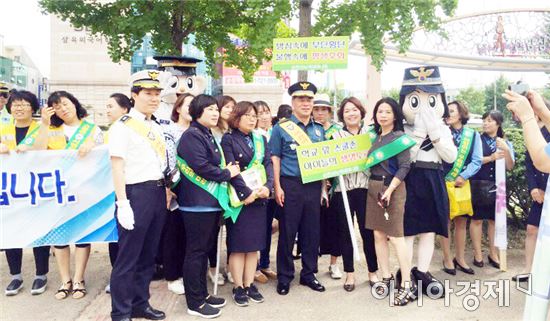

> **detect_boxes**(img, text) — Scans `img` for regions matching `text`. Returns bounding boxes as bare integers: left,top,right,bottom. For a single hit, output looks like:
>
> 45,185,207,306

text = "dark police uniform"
221,129,274,252
177,121,232,311
109,70,167,321
270,83,325,289
526,126,550,227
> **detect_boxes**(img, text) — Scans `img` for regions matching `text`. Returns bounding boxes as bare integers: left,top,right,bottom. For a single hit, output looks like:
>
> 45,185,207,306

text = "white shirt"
108,108,166,184
63,121,104,144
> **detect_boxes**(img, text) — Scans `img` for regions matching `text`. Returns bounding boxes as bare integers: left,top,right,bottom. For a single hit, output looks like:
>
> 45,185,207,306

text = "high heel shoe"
453,258,475,275
442,261,456,276
473,258,484,268
488,256,500,269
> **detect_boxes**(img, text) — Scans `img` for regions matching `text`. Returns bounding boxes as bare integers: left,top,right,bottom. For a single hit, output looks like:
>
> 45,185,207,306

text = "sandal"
374,275,394,297
54,280,73,300
72,280,87,299
394,284,417,306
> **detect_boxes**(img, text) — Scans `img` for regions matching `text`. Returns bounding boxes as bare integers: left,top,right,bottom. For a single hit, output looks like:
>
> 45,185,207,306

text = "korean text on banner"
0,146,117,249
297,133,372,183
272,36,349,71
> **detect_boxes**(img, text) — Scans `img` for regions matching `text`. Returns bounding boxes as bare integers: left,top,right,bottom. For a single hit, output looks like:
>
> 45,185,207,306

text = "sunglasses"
0,93,8,99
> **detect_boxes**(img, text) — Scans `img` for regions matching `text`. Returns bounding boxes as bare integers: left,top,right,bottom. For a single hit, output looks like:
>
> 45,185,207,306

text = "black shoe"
488,256,500,269
453,258,475,275
31,277,47,295
299,278,325,292
442,261,456,276
512,274,530,282
292,253,301,260
131,306,165,320
411,268,444,299
245,284,264,303
276,282,290,295
5,279,23,296
473,258,484,268
187,303,221,319
205,295,226,308
232,286,249,307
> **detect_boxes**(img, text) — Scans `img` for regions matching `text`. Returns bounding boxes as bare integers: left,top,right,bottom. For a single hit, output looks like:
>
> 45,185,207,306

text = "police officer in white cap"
109,70,171,321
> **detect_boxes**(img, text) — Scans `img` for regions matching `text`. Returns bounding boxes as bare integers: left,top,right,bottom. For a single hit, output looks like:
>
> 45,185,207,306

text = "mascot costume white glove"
398,66,457,298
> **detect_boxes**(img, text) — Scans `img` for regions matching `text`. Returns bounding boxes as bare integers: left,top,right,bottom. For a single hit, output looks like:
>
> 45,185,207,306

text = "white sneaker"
209,271,225,286
167,278,185,295
329,264,343,279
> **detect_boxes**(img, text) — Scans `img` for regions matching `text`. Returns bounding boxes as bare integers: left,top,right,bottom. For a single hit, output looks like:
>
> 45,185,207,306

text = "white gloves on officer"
412,113,427,139
116,199,135,230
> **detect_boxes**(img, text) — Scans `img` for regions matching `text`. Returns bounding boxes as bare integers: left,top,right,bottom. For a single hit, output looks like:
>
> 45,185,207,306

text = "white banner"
494,158,507,249
0,146,117,248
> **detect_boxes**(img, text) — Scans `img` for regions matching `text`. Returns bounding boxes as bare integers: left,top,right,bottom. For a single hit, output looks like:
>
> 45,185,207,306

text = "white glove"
422,111,441,142
116,199,135,230
412,113,427,138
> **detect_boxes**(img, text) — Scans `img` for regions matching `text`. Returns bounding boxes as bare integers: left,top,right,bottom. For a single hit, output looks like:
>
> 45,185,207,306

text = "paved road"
0,241,537,321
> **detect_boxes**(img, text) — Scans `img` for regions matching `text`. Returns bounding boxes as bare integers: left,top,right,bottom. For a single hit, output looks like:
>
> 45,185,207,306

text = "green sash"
324,123,342,140
445,127,475,181
65,120,95,150
364,131,416,170
229,133,267,207
176,140,242,223
19,125,41,147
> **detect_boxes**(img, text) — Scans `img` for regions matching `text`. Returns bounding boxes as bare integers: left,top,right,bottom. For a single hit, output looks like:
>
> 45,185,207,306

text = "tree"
483,75,514,124
298,0,313,81
312,0,458,70
455,86,486,115
381,88,400,102
39,0,291,80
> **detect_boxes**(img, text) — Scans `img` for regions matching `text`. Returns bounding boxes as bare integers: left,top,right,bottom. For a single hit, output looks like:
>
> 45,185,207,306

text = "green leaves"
40,0,291,80
313,0,457,70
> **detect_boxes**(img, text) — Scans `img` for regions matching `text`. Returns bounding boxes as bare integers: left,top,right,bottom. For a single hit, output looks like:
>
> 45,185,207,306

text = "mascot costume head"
399,66,448,128
153,56,207,126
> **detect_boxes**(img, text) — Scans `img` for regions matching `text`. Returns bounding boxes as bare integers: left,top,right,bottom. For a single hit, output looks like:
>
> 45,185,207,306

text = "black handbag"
470,180,496,207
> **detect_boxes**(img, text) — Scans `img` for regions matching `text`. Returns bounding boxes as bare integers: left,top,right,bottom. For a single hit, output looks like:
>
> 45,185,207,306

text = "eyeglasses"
243,113,258,120
11,103,32,109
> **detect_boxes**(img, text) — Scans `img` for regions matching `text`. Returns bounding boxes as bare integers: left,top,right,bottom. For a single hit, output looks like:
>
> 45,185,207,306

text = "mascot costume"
399,66,457,298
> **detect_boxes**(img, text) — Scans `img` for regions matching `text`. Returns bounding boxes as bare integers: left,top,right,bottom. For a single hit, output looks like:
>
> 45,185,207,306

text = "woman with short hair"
221,101,274,306
0,90,51,296
177,94,241,318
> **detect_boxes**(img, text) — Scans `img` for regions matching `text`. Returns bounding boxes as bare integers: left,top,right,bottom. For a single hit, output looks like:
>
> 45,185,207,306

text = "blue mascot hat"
399,66,445,96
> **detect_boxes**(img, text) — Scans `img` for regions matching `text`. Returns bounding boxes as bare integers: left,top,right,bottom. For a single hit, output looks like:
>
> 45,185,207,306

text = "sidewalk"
0,242,533,321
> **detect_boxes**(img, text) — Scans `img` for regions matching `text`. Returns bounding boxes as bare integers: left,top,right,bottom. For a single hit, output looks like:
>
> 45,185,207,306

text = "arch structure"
355,9,550,71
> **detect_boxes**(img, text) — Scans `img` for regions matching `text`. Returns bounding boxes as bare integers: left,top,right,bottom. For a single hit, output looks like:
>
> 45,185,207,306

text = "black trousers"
110,182,166,321
182,211,220,310
162,210,186,281
5,246,50,276
109,243,119,267
333,189,378,273
277,177,322,284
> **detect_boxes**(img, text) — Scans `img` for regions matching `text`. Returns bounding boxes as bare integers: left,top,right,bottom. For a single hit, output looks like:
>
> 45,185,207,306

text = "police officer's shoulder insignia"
119,115,131,123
